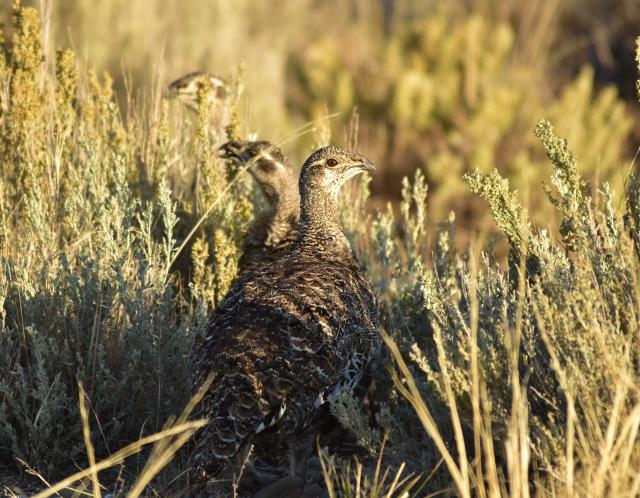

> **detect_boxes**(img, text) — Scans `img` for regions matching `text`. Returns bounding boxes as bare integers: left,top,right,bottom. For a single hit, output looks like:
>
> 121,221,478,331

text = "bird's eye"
326,158,338,167
216,86,228,99
259,162,275,173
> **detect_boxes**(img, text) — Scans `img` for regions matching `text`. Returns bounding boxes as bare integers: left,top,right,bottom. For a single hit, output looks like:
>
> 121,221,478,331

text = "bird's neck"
274,186,300,222
263,187,300,244
293,188,351,256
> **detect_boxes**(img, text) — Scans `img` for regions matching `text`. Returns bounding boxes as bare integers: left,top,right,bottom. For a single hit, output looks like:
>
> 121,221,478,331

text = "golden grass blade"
432,322,470,494
612,402,640,473
15,459,54,492
78,382,102,498
384,462,405,498
467,246,486,498
31,420,206,498
373,434,387,493
34,373,215,498
318,445,337,498
383,331,470,498
592,384,628,491
566,394,576,497
127,429,194,498
127,373,215,496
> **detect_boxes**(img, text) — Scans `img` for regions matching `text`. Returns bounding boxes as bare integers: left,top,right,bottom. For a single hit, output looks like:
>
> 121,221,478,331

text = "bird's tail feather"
190,372,268,486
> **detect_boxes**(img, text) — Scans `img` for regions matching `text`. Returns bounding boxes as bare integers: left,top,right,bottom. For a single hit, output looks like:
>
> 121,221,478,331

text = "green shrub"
328,118,640,495
1,3,640,497
0,2,251,478
287,8,633,222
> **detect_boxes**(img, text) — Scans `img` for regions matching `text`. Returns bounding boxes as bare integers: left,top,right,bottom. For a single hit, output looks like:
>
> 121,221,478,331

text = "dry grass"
1,1,640,497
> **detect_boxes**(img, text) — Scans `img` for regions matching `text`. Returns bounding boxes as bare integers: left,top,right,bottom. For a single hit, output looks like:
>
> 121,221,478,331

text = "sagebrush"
1,2,640,498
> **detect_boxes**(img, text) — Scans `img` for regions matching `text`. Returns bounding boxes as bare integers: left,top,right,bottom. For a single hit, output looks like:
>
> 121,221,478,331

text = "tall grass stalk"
2,3,640,497
32,376,212,498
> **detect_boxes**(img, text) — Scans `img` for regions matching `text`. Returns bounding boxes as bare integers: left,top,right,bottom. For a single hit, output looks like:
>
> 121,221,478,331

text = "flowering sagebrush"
1,4,640,498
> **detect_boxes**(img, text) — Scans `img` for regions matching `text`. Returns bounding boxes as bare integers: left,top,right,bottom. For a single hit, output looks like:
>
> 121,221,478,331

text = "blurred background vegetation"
4,0,640,226
3,1,640,496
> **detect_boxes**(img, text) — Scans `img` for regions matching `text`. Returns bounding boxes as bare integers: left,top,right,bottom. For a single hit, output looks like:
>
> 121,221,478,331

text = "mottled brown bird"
191,146,379,493
218,140,300,275
167,71,229,111
167,71,231,135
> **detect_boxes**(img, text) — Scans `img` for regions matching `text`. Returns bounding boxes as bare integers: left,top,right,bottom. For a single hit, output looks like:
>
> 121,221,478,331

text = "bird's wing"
191,256,378,481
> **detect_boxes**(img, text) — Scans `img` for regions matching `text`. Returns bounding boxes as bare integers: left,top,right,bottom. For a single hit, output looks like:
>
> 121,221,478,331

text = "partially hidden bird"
167,71,229,111
167,71,231,135
191,146,380,494
218,140,300,275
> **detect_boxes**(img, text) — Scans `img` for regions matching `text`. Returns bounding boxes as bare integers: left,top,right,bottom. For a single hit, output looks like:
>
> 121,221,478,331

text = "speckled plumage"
218,141,300,274
167,71,229,110
191,146,379,488
167,71,231,135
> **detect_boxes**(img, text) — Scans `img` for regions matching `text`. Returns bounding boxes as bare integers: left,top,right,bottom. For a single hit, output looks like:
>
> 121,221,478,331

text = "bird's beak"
218,142,240,159
165,85,179,99
353,157,376,172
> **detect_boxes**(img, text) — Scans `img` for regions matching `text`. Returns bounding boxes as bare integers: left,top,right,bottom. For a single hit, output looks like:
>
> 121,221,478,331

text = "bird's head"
167,72,229,110
299,146,375,200
219,141,293,202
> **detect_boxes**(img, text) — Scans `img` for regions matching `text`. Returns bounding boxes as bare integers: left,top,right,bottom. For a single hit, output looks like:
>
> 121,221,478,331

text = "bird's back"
192,248,378,479
190,145,379,488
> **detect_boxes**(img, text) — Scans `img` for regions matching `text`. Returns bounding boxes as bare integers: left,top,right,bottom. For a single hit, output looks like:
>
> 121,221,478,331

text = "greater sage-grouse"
191,146,379,493
167,71,229,111
218,140,300,274
167,71,231,134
